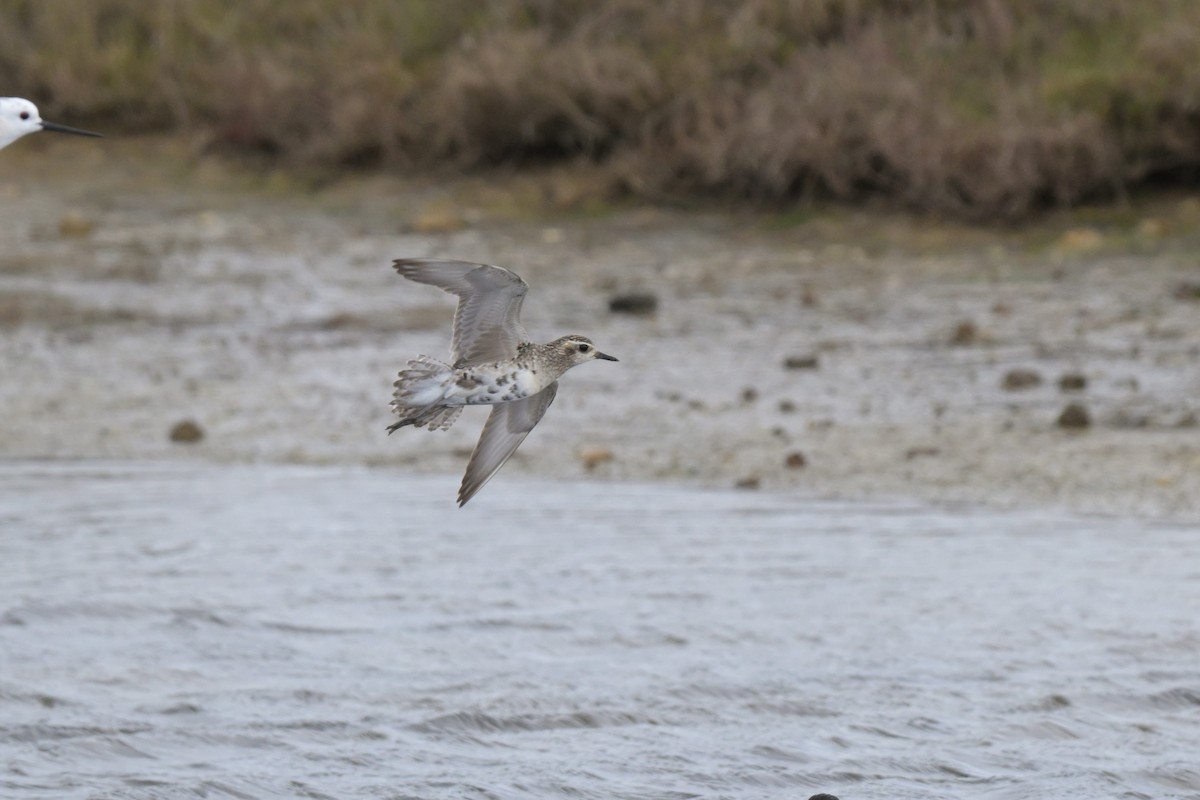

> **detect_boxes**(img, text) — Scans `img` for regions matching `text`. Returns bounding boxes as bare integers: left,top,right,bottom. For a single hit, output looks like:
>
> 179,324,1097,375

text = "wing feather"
457,383,558,506
393,258,530,365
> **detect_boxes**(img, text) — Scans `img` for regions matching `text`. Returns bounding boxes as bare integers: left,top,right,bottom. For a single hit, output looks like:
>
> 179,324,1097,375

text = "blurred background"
2,0,1199,514
6,0,1200,217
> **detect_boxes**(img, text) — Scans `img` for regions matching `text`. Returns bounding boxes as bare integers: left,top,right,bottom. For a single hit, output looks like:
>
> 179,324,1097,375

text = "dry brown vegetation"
3,0,1200,218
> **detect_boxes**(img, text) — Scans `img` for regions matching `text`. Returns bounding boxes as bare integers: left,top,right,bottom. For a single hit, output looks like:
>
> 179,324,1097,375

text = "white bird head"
0,97,102,151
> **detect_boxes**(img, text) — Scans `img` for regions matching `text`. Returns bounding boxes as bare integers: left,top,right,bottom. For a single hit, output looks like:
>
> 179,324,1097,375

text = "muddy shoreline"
3,137,1199,518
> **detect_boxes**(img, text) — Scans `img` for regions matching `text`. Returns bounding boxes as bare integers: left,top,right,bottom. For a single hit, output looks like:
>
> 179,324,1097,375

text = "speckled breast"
454,365,544,405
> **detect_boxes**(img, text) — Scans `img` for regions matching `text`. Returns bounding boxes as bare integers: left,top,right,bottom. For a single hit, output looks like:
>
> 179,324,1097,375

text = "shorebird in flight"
388,258,618,506
0,97,102,151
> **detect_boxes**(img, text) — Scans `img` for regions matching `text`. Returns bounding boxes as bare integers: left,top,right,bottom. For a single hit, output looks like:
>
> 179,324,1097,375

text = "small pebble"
1058,373,1087,392
169,419,205,443
734,476,761,490
778,399,797,413
579,446,614,470
784,452,807,469
740,387,758,404
58,211,96,238
783,354,819,370
950,320,979,346
1002,368,1043,391
608,293,658,315
1056,402,1091,429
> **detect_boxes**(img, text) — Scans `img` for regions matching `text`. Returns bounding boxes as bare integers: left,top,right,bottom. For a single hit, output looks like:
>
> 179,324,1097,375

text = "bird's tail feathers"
389,356,461,432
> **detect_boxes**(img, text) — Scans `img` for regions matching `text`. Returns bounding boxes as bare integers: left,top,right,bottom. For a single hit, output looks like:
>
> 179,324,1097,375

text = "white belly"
446,366,544,405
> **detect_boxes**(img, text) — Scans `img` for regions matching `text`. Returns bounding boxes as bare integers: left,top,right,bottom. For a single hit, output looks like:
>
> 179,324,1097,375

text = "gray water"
2,461,1198,800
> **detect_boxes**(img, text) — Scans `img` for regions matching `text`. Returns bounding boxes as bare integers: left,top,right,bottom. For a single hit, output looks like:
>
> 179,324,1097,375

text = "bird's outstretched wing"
394,258,530,366
458,382,558,506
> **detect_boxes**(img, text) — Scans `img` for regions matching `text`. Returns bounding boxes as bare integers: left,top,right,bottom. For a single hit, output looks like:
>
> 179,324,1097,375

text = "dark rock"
169,419,205,443
950,319,980,345
740,387,758,403
1056,402,1091,429
608,292,658,315
783,354,819,370
784,452,807,469
734,476,761,490
905,446,940,460
1058,373,1087,392
1002,368,1043,391
778,399,797,413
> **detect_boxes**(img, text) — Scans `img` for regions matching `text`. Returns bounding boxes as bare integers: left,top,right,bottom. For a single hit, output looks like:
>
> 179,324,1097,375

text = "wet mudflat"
2,460,1199,799
3,139,1200,518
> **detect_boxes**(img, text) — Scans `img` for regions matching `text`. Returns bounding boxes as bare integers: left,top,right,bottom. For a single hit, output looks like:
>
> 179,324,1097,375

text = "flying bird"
388,258,618,506
0,97,102,151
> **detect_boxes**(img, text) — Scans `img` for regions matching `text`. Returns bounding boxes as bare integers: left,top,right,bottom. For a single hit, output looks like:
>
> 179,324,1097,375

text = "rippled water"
2,460,1198,799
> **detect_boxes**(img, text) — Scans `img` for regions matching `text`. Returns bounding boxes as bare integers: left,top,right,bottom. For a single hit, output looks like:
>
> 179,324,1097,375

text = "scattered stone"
734,476,761,490
783,354,819,370
169,419,205,443
784,451,807,469
579,446,614,470
949,320,980,346
608,292,658,315
800,285,819,308
1056,402,1091,430
1002,368,1043,391
991,301,1012,316
58,211,95,238
740,387,758,404
905,446,940,460
1176,411,1198,428
1058,373,1087,392
778,399,797,414
808,795,840,800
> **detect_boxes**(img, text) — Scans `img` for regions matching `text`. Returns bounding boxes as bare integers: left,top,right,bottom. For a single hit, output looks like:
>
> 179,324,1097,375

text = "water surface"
2,461,1198,799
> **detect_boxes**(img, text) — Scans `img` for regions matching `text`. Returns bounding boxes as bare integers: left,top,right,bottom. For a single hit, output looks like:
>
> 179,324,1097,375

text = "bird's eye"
578,343,590,353
19,111,30,120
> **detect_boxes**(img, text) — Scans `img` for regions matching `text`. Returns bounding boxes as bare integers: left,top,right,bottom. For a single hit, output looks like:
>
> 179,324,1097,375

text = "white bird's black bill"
40,120,102,138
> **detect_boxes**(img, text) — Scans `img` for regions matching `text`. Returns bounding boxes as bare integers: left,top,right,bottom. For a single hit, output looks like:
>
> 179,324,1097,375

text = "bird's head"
553,335,619,367
0,97,102,150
